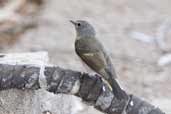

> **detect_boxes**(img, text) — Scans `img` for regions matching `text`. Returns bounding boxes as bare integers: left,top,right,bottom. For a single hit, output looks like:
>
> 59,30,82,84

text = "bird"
70,20,127,100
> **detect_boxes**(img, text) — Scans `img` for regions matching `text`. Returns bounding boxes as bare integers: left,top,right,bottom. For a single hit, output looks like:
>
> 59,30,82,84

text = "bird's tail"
105,69,127,100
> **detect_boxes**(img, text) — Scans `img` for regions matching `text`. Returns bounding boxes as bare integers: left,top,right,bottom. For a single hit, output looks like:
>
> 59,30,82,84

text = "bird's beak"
70,20,77,25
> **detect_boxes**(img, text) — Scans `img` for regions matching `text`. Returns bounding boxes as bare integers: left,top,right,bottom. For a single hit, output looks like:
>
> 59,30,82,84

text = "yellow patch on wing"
83,53,95,56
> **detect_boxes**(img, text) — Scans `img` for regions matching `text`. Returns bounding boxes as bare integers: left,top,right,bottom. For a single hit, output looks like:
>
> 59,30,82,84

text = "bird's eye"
77,23,81,26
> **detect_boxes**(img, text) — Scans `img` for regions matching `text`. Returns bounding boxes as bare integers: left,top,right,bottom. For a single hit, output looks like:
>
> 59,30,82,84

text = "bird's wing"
75,38,106,71
75,38,117,78
76,47,106,72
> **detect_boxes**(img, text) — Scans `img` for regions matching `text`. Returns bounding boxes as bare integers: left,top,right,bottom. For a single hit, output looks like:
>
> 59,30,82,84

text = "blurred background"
0,0,171,113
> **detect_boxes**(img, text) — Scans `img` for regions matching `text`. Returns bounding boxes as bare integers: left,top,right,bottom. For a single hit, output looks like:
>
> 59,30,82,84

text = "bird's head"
70,20,96,38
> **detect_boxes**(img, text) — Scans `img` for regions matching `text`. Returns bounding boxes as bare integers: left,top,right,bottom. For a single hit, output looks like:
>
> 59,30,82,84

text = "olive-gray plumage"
70,20,126,99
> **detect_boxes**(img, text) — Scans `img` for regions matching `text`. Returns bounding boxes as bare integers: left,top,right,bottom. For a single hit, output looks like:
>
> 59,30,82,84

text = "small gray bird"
70,20,126,99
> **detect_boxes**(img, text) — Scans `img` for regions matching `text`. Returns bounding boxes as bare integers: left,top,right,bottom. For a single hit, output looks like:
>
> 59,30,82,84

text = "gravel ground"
3,0,171,113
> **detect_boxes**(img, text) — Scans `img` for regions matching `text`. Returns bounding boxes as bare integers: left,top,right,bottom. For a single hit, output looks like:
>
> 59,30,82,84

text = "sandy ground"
2,0,171,113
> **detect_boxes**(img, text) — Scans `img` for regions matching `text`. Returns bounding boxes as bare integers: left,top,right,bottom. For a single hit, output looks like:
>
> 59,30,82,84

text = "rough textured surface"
0,62,165,114
0,65,40,90
0,89,90,114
